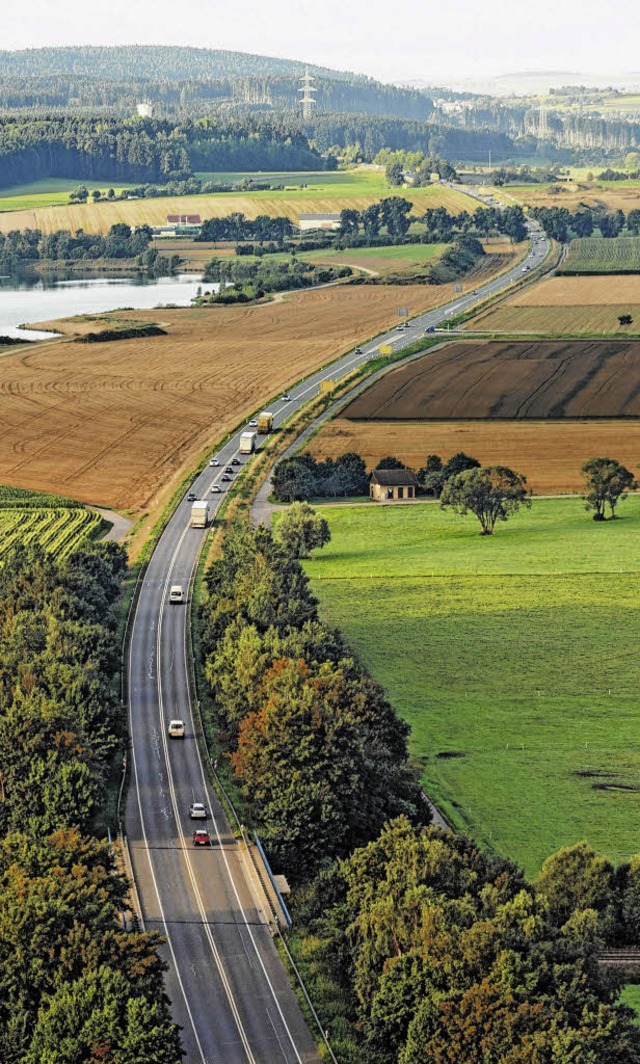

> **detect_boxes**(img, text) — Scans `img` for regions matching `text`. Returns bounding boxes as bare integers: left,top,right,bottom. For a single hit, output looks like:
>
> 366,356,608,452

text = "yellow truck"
257,411,274,433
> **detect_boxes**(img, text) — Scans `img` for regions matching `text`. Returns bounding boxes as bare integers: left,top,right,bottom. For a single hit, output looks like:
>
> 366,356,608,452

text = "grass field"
559,237,640,274
0,169,472,236
468,275,640,335
0,179,126,213
304,497,640,876
307,418,640,495
0,486,101,559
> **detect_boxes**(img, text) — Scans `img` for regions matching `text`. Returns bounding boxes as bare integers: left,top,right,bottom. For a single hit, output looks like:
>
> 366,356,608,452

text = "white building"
136,102,154,118
298,213,342,232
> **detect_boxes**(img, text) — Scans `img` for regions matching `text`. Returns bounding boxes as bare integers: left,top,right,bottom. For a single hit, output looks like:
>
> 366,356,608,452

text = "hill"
0,45,353,81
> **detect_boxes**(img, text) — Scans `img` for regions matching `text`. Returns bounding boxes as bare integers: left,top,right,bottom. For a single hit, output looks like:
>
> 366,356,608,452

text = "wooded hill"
0,45,435,122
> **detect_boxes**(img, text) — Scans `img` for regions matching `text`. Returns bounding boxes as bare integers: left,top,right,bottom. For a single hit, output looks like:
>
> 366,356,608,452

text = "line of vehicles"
165,718,212,844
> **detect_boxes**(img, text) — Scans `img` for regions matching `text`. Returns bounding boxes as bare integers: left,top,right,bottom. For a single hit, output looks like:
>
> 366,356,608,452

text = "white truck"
190,500,210,528
239,430,257,454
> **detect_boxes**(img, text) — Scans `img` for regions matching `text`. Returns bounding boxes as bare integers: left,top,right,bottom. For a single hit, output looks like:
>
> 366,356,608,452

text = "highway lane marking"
128,551,210,1064
155,526,259,1064
177,524,306,1064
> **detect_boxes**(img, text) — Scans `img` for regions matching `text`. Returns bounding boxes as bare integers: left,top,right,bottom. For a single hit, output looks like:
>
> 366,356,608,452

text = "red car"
192,829,211,846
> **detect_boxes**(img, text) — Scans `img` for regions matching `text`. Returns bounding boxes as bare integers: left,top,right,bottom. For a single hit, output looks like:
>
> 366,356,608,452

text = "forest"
0,541,182,1061
0,114,322,188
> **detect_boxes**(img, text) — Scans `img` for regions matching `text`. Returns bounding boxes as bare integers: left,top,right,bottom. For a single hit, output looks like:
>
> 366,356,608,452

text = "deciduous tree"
440,465,530,534
582,456,637,520
276,502,331,559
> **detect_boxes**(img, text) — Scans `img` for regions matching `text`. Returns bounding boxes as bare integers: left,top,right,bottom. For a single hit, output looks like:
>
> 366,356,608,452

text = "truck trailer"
257,411,274,433
190,500,210,528
239,430,257,454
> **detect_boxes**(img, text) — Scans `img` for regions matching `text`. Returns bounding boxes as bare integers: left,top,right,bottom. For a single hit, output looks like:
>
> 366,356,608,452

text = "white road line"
128,547,209,1064
178,474,306,1064
155,528,258,1064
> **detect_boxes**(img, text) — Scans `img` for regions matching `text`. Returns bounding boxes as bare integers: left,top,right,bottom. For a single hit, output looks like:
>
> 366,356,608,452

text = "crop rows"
559,237,640,274
0,506,101,561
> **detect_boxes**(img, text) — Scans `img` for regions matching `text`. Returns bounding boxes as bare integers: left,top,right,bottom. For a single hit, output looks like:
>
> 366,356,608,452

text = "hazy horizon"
3,0,638,88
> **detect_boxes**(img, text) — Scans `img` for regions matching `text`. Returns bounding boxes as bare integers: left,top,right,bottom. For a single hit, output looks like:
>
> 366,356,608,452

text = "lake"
0,272,205,340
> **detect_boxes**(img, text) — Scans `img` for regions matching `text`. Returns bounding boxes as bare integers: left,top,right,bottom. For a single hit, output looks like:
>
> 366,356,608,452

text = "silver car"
189,802,207,819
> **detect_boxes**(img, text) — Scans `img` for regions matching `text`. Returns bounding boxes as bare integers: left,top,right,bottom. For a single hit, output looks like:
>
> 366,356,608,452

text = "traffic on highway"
126,218,551,1062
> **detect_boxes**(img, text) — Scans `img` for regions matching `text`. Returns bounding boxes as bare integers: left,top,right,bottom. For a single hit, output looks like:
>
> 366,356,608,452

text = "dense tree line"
200,520,427,878
298,821,640,1063
0,539,182,1060
306,112,519,162
0,223,176,272
199,258,352,302
0,114,322,189
530,203,640,241
272,453,370,502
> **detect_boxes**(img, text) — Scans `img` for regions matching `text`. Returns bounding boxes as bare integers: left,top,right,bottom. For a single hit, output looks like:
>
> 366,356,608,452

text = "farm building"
152,213,202,238
370,469,419,502
298,213,342,232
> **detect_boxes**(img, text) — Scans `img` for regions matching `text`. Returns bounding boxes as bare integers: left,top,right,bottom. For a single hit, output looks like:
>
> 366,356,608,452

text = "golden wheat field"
0,281,484,515
468,275,640,334
307,418,640,495
0,185,472,237
507,182,640,212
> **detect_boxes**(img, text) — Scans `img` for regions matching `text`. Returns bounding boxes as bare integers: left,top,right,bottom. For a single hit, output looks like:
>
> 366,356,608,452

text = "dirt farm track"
0,283,479,515
342,339,640,420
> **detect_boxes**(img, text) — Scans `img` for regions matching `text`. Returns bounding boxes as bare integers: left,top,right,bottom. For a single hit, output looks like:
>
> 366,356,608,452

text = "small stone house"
370,469,419,502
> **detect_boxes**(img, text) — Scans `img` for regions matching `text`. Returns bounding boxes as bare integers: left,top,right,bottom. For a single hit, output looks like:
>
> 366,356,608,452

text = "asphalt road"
126,214,550,1063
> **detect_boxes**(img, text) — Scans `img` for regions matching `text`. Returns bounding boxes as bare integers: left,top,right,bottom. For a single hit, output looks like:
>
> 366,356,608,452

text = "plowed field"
0,282,476,515
307,418,640,494
342,340,640,419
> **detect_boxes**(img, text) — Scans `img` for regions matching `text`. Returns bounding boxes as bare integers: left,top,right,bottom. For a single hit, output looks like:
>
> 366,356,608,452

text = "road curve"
125,214,550,1062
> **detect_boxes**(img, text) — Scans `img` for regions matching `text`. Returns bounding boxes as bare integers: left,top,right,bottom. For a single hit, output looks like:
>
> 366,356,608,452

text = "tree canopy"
440,465,530,534
581,457,637,520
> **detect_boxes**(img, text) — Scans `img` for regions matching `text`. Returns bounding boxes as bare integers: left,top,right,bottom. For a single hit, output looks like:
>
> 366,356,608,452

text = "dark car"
355,346,363,354
221,474,231,482
187,491,197,501
224,466,234,474
231,458,242,466
192,829,211,846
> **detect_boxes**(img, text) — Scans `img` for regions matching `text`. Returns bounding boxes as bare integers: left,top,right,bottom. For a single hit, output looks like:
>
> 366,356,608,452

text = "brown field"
0,186,471,237
342,339,640,420
0,281,488,516
467,275,640,335
307,418,640,494
507,182,640,212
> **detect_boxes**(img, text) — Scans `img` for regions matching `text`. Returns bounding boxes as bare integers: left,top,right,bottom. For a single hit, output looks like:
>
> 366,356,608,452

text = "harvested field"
511,276,640,305
307,418,640,494
507,181,640,212
341,339,640,419
0,282,476,515
0,183,471,237
467,275,640,335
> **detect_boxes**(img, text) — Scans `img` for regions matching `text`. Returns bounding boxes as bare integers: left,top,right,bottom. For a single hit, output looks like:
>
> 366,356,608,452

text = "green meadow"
305,497,640,877
0,178,126,212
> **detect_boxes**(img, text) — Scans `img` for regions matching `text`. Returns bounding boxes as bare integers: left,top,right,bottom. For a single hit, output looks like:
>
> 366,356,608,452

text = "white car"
281,393,291,401
189,802,207,819
169,585,184,604
168,719,185,738
209,458,219,466
249,419,258,427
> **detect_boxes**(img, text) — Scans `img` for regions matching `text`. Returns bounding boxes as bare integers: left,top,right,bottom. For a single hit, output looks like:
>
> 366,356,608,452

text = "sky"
4,0,640,86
